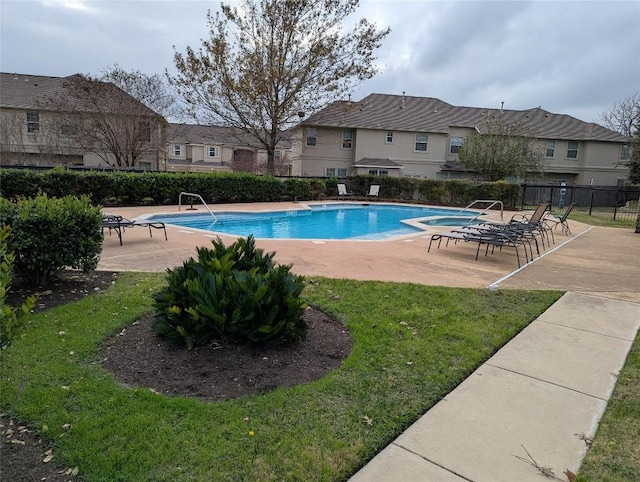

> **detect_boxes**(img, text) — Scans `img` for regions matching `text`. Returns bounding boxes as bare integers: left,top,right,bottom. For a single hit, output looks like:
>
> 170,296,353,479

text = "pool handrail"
178,192,218,224
454,200,503,221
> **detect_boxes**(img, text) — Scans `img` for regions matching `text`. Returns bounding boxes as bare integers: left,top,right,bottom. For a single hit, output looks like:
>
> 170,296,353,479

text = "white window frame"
337,168,347,177
325,167,336,177
566,141,579,159
385,131,394,144
545,140,556,158
171,144,184,157
26,112,40,134
414,133,428,152
306,128,317,147
620,144,630,161
342,130,353,149
368,169,389,176
206,146,219,158
450,136,464,154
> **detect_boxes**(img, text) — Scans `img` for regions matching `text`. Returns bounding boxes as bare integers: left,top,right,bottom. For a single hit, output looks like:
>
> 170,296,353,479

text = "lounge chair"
428,226,530,267
545,202,576,235
368,184,380,198
337,183,352,196
101,214,167,246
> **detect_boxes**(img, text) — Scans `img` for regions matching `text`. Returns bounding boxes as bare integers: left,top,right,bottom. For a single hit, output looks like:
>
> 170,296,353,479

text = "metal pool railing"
178,192,218,224
453,199,504,221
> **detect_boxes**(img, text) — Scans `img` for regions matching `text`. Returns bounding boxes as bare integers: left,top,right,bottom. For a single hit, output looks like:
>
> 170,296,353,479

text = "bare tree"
599,92,640,137
60,74,167,168
457,117,547,182
170,0,390,174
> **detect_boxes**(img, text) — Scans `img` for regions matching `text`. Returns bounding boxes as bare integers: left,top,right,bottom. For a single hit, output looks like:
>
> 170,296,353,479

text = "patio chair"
337,183,352,196
545,202,576,235
102,214,167,246
506,203,555,247
367,184,380,198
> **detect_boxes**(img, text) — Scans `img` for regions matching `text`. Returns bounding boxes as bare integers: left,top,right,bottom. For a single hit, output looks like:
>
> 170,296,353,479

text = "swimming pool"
148,203,481,240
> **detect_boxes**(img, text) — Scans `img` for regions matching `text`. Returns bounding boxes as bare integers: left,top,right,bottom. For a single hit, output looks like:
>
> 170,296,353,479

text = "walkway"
98,202,640,481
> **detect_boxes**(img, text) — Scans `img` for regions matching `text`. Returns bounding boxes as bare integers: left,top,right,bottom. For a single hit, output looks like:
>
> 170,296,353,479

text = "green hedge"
0,194,103,284
0,169,521,209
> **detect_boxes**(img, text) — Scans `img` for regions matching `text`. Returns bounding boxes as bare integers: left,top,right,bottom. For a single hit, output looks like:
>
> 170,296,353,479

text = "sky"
1,0,639,125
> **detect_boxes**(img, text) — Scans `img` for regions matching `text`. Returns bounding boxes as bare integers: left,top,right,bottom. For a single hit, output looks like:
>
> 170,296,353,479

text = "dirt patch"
2,270,352,480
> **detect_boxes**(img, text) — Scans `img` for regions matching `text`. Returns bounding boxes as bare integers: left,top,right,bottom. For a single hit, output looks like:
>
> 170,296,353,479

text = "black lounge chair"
428,226,530,267
101,214,167,246
546,203,576,235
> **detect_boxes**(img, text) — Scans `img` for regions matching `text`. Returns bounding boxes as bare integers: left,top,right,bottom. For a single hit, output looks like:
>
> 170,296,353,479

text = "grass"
0,273,562,481
577,331,640,481
558,211,637,228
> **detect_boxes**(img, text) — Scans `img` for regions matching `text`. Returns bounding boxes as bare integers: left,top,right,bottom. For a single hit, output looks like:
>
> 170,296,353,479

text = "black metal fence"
520,184,640,222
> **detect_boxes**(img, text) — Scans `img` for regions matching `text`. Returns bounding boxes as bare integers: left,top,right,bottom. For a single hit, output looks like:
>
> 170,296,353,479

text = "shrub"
153,236,307,348
0,226,37,350
0,194,103,284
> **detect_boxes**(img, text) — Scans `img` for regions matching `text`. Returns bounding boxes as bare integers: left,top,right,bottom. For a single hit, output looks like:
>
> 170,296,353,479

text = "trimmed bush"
0,194,103,284
153,236,307,348
0,226,37,350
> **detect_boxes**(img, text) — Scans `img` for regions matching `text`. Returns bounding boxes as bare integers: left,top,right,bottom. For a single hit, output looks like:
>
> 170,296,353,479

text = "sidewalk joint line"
487,226,595,289
392,442,476,482
485,363,608,401
538,319,639,342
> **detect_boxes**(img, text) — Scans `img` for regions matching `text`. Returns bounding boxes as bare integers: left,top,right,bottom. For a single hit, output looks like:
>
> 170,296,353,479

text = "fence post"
589,189,594,215
520,184,527,210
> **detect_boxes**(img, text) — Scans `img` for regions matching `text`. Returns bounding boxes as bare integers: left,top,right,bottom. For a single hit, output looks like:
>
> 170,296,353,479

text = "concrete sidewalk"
349,292,640,481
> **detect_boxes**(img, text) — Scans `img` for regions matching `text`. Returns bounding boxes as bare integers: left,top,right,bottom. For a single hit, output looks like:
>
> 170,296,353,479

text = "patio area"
98,202,640,301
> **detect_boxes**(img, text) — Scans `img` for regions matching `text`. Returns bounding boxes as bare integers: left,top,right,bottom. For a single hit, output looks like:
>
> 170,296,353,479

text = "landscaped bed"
1,272,562,481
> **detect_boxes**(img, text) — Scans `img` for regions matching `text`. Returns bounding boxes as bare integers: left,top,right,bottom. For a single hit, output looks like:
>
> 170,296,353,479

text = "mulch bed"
2,270,352,481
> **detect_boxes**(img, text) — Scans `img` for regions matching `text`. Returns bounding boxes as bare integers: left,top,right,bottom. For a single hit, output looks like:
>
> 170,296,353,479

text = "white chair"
368,184,380,198
337,183,352,196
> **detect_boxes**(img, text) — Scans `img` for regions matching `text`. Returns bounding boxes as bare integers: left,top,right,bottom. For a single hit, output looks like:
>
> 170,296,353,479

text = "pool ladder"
178,192,218,224
454,200,504,221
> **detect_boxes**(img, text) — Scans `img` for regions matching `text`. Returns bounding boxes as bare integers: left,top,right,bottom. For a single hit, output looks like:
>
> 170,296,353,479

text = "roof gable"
302,93,628,143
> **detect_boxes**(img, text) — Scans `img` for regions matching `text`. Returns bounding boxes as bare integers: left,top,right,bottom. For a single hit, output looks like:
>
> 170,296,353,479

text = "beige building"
166,123,292,174
290,93,631,185
0,73,167,170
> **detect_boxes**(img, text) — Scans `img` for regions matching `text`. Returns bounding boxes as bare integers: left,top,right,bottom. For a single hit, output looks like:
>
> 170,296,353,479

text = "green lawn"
0,273,562,481
559,211,636,229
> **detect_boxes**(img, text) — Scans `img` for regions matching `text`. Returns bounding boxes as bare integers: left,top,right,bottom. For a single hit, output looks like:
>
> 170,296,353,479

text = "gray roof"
353,158,403,169
168,123,291,149
302,93,627,143
0,72,160,118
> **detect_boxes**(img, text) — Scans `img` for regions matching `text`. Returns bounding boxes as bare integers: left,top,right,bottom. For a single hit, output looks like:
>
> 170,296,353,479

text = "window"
620,144,630,160
171,145,184,157
385,131,394,144
138,121,151,142
616,177,626,186
306,128,317,146
450,136,464,154
61,123,78,136
566,141,578,159
414,133,428,152
342,130,353,149
545,140,556,158
207,146,219,158
325,167,347,177
26,112,40,133
275,149,282,159
368,169,389,176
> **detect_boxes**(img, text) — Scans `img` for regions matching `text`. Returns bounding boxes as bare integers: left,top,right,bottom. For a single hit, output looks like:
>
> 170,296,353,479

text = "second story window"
171,144,184,157
207,146,219,158
342,130,353,149
415,133,428,152
620,144,630,160
385,131,394,144
450,136,464,154
566,141,579,159
26,112,40,133
545,140,556,158
306,128,317,147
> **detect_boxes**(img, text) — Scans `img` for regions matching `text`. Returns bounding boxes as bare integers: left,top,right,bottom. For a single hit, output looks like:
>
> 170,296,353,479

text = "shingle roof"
353,158,403,169
168,123,291,149
302,93,627,143
0,72,160,117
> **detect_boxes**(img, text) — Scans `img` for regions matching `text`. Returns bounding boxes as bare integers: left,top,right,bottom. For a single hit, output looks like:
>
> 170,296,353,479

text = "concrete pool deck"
98,202,640,481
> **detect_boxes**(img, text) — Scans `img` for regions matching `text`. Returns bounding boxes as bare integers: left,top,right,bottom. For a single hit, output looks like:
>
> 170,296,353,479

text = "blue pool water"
148,203,479,240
